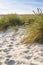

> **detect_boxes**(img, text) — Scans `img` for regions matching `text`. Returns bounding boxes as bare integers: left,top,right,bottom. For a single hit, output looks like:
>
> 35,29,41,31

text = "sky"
0,0,43,14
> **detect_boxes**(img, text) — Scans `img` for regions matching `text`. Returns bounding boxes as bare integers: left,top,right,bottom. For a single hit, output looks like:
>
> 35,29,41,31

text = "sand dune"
0,28,43,65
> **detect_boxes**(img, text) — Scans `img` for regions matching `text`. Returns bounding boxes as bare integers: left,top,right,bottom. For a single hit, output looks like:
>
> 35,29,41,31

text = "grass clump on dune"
0,14,23,31
21,8,43,44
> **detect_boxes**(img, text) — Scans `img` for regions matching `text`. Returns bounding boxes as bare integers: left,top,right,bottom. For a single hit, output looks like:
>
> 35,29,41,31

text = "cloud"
0,0,43,14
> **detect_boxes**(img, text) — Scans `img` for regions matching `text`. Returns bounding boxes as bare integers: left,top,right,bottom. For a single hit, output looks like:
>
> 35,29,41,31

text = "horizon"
0,0,43,14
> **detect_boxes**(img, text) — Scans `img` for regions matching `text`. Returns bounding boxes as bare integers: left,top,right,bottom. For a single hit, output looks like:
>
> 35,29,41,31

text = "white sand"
0,28,43,65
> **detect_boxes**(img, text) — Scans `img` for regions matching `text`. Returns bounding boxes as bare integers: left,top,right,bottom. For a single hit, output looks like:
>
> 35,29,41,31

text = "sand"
0,28,43,65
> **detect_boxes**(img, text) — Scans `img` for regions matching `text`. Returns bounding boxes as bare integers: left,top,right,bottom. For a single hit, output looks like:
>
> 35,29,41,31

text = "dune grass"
0,11,43,44
0,14,23,31
21,14,43,44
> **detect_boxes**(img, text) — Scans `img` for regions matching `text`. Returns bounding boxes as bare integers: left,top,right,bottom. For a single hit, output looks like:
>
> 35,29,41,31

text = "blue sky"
0,0,43,14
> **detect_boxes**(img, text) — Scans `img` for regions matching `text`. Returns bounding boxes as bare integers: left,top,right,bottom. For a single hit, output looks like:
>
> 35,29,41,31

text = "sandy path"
0,28,43,65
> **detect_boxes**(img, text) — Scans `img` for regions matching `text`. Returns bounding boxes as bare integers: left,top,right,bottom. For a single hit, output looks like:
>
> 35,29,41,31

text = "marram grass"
0,14,43,44
21,15,43,44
